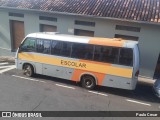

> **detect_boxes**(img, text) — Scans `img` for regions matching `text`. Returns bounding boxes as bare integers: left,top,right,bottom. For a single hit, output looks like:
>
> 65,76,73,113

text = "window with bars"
75,20,95,27
115,25,141,32
9,12,24,17
39,16,57,22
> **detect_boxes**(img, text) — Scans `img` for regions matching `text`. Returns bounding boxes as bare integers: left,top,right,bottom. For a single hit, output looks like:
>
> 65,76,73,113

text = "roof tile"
0,0,160,23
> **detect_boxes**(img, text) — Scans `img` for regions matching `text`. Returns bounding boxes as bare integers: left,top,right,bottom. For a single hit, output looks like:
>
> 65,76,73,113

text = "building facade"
0,0,160,79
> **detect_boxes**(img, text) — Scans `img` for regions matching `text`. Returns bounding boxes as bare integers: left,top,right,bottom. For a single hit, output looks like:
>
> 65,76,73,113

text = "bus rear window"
119,48,133,66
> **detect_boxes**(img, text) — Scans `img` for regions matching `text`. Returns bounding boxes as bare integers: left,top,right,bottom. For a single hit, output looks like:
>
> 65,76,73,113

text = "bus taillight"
135,70,139,77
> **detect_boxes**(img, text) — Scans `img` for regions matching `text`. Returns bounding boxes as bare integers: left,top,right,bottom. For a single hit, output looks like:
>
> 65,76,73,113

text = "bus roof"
26,32,138,48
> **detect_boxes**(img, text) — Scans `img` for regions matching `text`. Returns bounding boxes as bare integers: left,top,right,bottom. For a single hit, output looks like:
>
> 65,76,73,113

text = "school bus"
15,32,139,90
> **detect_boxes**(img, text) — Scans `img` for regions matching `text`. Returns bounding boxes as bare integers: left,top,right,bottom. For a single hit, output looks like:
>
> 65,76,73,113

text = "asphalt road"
0,62,159,120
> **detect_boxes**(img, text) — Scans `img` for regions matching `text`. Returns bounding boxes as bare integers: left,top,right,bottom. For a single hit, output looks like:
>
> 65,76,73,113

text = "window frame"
39,16,57,22
9,12,24,18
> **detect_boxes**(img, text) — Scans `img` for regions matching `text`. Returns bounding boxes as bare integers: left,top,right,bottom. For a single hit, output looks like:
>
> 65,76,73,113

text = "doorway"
10,20,25,51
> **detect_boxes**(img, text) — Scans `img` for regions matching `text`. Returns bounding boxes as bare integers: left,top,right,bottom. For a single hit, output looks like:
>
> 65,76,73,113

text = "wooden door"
10,20,25,50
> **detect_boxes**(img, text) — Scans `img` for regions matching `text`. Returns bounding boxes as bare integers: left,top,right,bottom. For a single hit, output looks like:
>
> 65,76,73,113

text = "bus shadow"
95,82,160,104
33,74,160,104
33,74,80,86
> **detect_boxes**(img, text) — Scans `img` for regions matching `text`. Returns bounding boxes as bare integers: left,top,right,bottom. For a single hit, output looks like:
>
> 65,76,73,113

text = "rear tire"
23,64,34,77
81,75,96,90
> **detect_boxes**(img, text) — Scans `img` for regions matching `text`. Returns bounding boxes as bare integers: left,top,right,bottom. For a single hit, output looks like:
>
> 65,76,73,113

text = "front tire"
81,75,96,90
23,64,34,77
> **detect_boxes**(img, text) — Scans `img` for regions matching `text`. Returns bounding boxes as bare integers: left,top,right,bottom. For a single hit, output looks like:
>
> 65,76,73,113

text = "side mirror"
18,46,26,53
18,46,22,53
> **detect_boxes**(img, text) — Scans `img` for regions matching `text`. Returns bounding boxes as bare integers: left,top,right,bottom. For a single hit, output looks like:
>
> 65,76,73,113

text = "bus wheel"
81,75,96,90
23,64,34,77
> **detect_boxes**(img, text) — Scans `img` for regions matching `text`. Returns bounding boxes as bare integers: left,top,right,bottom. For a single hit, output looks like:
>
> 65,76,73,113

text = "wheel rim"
24,65,31,76
84,77,93,88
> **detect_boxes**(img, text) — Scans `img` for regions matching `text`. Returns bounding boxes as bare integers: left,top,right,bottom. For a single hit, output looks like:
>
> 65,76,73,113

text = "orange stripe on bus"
80,59,132,78
71,69,106,85
89,38,125,47
80,59,111,66
19,53,132,78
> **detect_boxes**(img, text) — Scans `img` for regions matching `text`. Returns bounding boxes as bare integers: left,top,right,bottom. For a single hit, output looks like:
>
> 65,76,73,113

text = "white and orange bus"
15,32,139,90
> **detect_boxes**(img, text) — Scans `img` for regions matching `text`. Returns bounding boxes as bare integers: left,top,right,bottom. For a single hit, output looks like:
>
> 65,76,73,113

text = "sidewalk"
0,56,15,63
138,77,155,86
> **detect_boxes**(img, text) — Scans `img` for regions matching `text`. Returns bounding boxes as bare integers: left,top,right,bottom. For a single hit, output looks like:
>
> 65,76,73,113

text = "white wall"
0,9,160,78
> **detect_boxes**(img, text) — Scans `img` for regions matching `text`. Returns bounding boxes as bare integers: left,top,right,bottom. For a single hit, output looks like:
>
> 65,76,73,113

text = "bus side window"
60,42,72,57
94,46,118,64
36,39,44,53
84,44,94,60
20,38,36,52
51,41,62,55
71,43,84,59
71,43,93,60
94,46,101,61
119,48,133,66
43,40,51,54
108,47,119,64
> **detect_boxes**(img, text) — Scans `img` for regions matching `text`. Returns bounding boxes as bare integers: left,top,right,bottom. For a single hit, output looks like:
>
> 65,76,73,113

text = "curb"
138,77,155,85
0,56,15,63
